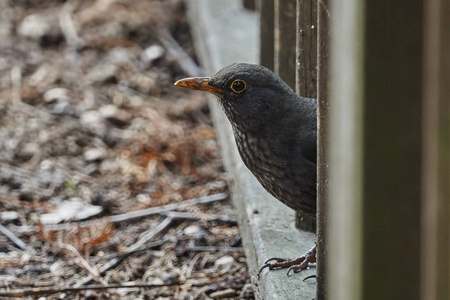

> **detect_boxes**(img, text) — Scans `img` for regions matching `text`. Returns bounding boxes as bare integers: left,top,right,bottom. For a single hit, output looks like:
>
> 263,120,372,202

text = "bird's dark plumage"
175,63,317,217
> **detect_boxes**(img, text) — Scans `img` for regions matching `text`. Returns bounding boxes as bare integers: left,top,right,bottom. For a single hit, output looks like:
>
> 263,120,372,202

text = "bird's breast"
232,128,316,216
233,129,285,180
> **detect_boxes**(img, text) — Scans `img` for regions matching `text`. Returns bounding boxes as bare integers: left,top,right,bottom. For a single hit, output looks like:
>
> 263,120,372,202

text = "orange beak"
174,77,222,96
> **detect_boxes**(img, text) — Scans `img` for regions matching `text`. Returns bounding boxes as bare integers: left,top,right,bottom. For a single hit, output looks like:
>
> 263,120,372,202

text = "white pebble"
18,14,49,39
141,45,165,63
183,224,201,235
214,255,234,269
43,88,69,103
84,148,107,161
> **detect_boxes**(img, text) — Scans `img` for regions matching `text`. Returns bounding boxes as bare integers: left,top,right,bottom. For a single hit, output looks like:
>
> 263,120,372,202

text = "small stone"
22,142,40,156
99,105,131,127
52,98,73,115
117,80,129,92
17,142,40,160
98,105,118,119
43,88,69,103
108,48,135,66
209,289,237,299
129,73,159,95
141,45,165,63
84,163,99,175
214,256,234,270
40,198,103,224
99,159,118,174
84,148,107,161
136,193,151,204
80,110,101,125
149,278,164,285
1,211,19,221
86,64,118,84
127,95,144,108
183,224,201,235
17,14,49,39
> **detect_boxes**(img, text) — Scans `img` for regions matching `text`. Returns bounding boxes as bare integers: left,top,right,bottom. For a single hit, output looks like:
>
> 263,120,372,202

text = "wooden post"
421,0,450,299
296,0,317,98
295,0,318,233
316,0,330,299
274,0,297,89
328,0,423,299
258,0,275,70
243,0,256,10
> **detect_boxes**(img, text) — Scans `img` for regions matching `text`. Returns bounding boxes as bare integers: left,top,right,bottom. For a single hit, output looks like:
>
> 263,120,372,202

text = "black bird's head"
175,63,298,133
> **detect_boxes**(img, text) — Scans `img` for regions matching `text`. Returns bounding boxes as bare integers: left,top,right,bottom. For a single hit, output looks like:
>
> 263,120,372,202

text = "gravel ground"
0,0,254,299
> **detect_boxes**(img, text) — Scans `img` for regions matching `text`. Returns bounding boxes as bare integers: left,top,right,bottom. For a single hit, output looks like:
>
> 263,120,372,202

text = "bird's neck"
220,101,262,135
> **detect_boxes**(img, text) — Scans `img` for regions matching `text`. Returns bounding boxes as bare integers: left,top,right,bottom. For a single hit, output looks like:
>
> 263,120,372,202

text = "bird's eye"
230,79,247,93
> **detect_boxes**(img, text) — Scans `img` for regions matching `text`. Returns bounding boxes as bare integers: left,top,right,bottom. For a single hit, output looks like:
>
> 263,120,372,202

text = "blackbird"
174,63,317,275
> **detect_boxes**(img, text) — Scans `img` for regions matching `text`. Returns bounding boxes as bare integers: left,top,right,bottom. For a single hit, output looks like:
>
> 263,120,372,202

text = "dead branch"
59,243,106,285
186,245,244,253
127,216,174,252
0,224,29,251
109,192,228,223
73,216,174,287
160,211,237,224
8,193,231,235
59,3,83,48
0,282,183,297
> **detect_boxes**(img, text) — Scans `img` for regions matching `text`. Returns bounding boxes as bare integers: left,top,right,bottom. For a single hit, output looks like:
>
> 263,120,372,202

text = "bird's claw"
258,245,317,277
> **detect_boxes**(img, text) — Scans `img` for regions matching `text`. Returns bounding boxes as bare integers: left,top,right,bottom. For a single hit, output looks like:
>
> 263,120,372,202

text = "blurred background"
0,0,253,299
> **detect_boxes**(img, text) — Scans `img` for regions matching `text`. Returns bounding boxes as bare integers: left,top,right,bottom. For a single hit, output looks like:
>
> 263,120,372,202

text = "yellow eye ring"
230,79,247,93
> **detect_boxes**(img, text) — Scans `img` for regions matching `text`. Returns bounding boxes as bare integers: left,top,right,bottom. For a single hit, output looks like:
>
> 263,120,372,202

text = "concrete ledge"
185,1,316,299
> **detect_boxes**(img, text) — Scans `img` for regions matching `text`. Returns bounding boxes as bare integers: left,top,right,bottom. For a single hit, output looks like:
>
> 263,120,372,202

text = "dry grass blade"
0,282,183,298
110,192,228,223
0,224,28,251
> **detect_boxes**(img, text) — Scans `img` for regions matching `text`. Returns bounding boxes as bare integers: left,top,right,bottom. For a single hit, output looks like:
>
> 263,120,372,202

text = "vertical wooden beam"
295,0,318,233
243,0,256,10
422,0,450,299
296,0,317,98
328,1,364,298
328,0,423,300
274,0,297,89
258,0,275,70
316,0,329,299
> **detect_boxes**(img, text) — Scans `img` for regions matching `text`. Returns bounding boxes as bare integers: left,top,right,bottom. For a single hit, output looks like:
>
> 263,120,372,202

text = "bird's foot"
258,244,316,277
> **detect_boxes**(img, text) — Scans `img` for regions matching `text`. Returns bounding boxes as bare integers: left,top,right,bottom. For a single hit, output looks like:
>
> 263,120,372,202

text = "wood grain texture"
329,0,424,299
316,0,330,298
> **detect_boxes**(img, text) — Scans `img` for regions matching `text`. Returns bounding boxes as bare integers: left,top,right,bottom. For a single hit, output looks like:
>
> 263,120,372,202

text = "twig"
74,203,234,288
191,283,218,300
10,66,21,103
158,29,202,77
186,246,244,253
109,192,228,223
0,224,28,251
93,238,171,262
59,3,84,48
74,216,174,287
8,193,230,235
0,282,182,297
10,100,55,121
0,162,55,186
59,243,106,285
160,211,237,224
127,216,173,252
